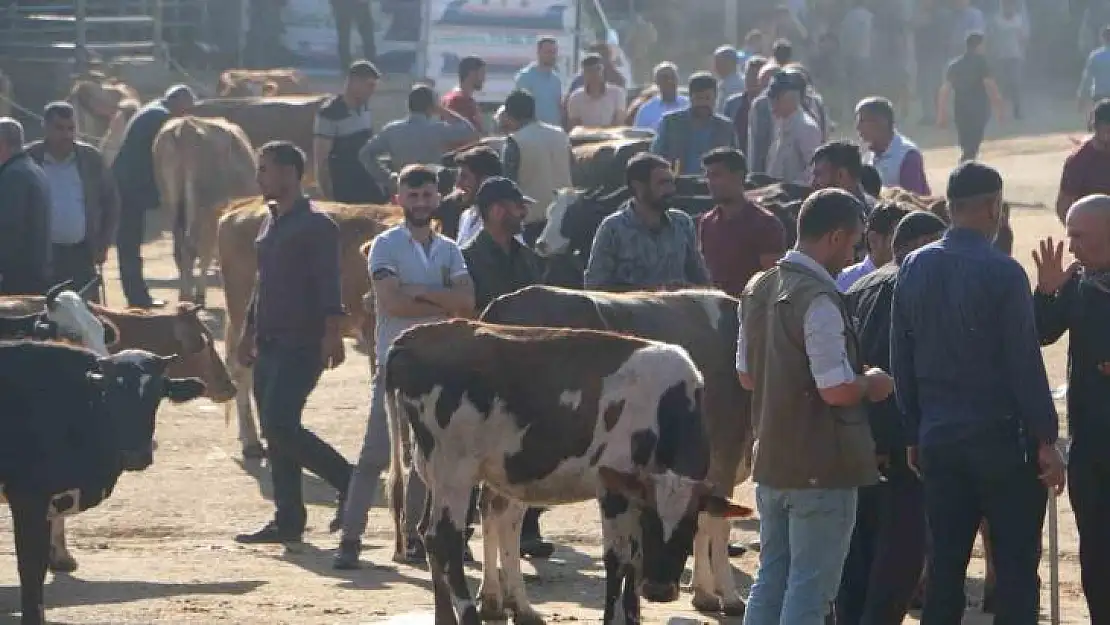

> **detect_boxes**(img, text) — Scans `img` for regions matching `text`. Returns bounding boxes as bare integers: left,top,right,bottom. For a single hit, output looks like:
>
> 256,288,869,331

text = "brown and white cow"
384,319,751,625
100,99,141,168
153,116,258,306
478,285,754,615
67,75,142,142
218,197,402,457
218,68,307,97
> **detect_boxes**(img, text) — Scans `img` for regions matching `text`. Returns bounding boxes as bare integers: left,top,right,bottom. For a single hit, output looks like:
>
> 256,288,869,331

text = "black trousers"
836,468,927,625
51,241,99,303
918,428,1046,625
1068,438,1110,624
254,340,353,534
330,0,376,71
116,199,153,307
954,108,989,163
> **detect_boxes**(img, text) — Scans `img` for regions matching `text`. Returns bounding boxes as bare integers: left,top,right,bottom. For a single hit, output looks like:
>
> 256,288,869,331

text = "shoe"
333,539,362,570
520,535,554,559
234,521,302,545
134,299,167,310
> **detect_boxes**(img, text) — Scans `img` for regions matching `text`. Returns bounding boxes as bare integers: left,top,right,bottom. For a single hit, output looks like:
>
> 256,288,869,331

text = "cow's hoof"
48,551,78,573
242,443,266,459
691,590,720,613
511,609,546,625
720,599,746,617
477,597,507,621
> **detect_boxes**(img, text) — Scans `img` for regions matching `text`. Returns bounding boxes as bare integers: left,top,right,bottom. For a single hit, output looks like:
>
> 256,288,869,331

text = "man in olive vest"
738,188,895,625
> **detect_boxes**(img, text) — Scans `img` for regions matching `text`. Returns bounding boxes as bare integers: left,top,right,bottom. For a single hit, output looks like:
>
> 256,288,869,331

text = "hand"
1032,237,1079,294
236,332,257,367
1037,442,1066,495
322,333,346,369
863,367,894,402
906,446,922,479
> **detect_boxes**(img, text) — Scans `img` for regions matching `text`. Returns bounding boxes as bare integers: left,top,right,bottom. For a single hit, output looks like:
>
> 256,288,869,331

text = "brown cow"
218,197,402,457
67,74,142,141
567,125,654,147
100,99,141,167
571,137,652,191
218,68,307,97
153,116,258,306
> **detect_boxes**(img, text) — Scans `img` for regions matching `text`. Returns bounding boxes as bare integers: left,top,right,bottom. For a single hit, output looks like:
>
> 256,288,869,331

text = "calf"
385,320,750,625
0,343,205,625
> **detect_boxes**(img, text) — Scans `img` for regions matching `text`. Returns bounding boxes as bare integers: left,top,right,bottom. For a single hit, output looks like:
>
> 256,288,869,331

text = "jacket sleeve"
1033,273,1076,346
27,171,53,291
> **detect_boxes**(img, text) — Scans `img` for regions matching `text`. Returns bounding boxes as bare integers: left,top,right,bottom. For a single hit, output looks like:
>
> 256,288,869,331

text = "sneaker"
234,522,302,545
520,535,554,559
333,539,362,570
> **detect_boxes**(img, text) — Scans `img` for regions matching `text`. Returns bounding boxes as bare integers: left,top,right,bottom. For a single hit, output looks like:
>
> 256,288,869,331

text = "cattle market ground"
0,110,1092,624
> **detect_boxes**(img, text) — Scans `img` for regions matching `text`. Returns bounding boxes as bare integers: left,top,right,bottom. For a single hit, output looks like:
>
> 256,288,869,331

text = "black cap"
476,177,535,210
767,70,803,98
946,161,1003,202
892,210,948,250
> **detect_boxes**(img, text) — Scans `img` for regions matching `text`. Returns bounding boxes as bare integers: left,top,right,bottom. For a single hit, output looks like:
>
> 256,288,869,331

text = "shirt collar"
623,200,672,229
944,226,993,246
43,148,76,165
268,196,311,220
782,249,838,287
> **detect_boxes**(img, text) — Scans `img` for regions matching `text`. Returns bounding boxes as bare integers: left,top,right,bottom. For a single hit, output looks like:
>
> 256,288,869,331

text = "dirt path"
0,128,1090,624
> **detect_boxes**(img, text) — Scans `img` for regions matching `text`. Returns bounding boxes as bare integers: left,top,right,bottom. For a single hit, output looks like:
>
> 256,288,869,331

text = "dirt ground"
0,104,1093,624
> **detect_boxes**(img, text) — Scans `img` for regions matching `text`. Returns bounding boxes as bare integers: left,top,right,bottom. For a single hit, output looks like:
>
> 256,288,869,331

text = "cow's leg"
598,489,642,625
424,484,481,625
690,520,717,610
980,519,996,612
192,216,218,307
47,517,78,573
172,210,196,304
9,490,52,625
231,361,262,458
492,496,543,625
476,486,508,621
708,514,745,615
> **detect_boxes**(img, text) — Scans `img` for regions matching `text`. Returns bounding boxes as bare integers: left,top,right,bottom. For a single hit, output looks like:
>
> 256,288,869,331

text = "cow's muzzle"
641,580,680,603
120,449,153,471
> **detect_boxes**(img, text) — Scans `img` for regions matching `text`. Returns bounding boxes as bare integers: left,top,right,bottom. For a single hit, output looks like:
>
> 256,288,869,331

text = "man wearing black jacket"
1033,193,1110,624
0,117,51,295
837,210,947,625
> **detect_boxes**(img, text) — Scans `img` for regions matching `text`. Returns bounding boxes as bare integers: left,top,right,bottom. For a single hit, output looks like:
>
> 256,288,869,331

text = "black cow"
0,343,205,625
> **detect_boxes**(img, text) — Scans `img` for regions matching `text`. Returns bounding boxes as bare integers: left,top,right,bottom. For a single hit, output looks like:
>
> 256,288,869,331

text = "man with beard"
1033,194,1110,623
441,55,486,133
234,141,354,546
584,152,710,291
651,72,737,176
440,145,502,243
766,71,822,185
1057,100,1110,223
812,141,878,214
335,164,475,569
739,188,894,625
856,97,930,196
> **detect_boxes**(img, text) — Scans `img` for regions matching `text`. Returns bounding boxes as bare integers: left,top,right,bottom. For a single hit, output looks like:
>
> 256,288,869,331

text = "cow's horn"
45,280,75,309
77,275,101,298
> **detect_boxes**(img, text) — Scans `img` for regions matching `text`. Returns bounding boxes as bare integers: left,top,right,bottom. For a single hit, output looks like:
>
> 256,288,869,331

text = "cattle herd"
0,70,1024,625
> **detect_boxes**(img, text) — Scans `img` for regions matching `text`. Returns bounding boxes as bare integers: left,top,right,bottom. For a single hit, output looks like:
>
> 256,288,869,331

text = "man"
500,89,573,245
113,84,195,308
724,56,769,154
1079,26,1110,111
0,117,51,296
948,0,986,61
891,161,1066,625
1033,195,1110,624
651,73,737,176
1058,100,1110,223
741,29,765,65
513,37,563,127
771,38,794,67
235,141,354,546
839,0,874,111
914,0,949,125
766,72,823,185
567,42,628,94
442,55,486,133
937,32,1006,163
697,147,785,298
812,141,878,213
335,164,474,569
713,46,745,114
747,64,786,175
565,54,626,129
313,61,385,204
836,210,948,625
856,96,931,195
989,0,1029,120
358,85,477,192
584,152,710,291
837,202,910,292
442,145,502,243
26,102,120,301
632,63,690,131
330,0,375,73
739,188,894,625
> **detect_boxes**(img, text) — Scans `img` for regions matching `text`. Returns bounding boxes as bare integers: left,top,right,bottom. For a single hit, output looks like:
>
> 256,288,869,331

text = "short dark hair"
537,36,558,48
398,164,439,189
702,147,747,174
688,71,718,95
348,60,382,80
860,164,882,197
458,55,485,83
744,55,768,77
866,202,911,236
505,89,535,121
582,53,603,70
408,85,436,113
772,38,793,65
456,146,502,179
856,96,895,130
259,141,306,179
43,101,75,122
626,152,670,189
812,140,864,180
966,32,984,52
797,188,864,241
1094,98,1110,126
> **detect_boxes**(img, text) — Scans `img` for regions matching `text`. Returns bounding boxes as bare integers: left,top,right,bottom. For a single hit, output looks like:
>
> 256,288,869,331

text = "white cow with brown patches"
384,320,750,625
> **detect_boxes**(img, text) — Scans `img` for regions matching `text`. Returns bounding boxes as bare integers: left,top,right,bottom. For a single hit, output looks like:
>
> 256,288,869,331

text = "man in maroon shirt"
441,55,486,134
697,147,786,298
1058,99,1110,222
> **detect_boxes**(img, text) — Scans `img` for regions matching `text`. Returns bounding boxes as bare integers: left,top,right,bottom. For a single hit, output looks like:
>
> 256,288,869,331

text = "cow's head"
170,303,237,402
45,278,118,354
86,350,206,470
535,188,583,257
598,467,751,602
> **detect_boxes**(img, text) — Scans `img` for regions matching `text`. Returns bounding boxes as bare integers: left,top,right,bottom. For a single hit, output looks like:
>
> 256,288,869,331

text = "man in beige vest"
500,89,573,245
737,188,895,625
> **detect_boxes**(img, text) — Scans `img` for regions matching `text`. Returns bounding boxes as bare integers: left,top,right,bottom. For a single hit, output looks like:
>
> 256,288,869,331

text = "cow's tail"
383,356,410,560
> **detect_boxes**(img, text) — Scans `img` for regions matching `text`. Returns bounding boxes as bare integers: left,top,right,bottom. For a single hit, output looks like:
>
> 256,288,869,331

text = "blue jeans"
743,485,858,625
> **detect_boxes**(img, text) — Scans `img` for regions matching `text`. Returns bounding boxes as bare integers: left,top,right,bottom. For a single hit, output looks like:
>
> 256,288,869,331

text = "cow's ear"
700,494,753,519
163,377,206,403
597,466,649,500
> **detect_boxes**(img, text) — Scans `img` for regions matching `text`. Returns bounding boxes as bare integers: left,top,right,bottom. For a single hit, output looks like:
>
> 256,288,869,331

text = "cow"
218,68,307,97
153,116,258,305
66,74,142,141
0,343,206,625
879,186,1014,255
383,319,751,625
571,138,652,192
100,98,142,167
218,197,402,457
568,125,655,147
475,286,754,615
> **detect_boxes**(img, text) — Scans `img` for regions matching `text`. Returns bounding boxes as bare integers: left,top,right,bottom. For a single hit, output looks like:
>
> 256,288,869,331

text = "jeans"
51,241,98,303
254,341,353,534
1068,438,1110,624
836,469,926,625
743,485,858,625
918,428,1046,625
116,199,152,307
330,0,377,71
341,366,427,542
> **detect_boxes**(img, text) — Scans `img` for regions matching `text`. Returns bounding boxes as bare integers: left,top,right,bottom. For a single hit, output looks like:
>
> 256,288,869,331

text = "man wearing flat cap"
891,162,1065,625
765,70,823,185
